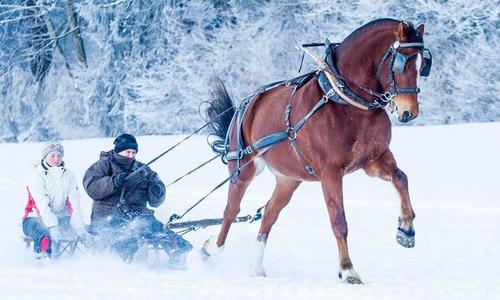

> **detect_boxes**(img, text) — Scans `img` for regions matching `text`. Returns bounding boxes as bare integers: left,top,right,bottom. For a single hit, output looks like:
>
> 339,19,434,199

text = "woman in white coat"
23,142,89,258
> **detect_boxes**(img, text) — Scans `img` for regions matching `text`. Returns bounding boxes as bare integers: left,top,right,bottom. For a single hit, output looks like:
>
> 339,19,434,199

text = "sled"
22,235,84,259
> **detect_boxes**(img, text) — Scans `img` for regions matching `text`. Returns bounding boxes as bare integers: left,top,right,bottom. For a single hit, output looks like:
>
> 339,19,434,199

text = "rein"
166,145,273,225
115,105,235,215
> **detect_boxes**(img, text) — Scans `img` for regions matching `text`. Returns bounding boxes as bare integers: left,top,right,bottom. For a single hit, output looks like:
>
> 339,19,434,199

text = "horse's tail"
205,77,236,155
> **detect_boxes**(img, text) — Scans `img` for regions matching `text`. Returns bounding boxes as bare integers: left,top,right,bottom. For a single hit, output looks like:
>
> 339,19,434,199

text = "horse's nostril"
403,111,410,120
401,111,412,123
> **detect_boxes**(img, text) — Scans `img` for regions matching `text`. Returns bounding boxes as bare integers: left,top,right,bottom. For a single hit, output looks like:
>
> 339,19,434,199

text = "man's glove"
149,181,164,198
49,227,61,242
114,173,128,188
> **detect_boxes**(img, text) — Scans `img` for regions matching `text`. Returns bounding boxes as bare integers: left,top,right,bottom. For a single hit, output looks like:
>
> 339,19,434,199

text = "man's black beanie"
113,133,138,153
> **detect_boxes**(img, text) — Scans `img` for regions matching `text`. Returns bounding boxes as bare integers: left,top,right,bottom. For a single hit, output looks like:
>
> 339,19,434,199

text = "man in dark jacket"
83,133,192,266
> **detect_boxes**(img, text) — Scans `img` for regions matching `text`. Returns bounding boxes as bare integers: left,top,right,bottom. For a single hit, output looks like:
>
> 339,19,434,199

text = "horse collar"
324,45,387,110
324,40,430,110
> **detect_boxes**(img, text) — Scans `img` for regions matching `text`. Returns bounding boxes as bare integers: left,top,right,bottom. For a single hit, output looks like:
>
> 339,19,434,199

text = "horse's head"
376,21,432,123
336,19,432,123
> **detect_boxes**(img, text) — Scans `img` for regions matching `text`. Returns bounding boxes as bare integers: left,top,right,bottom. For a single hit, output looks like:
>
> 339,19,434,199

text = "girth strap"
285,85,315,175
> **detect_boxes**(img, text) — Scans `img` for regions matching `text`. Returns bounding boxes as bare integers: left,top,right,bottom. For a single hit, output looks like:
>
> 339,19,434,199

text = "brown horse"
202,19,431,284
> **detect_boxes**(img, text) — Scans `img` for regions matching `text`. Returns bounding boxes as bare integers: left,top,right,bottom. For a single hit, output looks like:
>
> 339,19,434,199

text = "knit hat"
113,133,138,153
41,142,64,159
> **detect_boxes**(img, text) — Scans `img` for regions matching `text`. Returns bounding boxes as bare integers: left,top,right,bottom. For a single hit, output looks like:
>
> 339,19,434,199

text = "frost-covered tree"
0,0,498,142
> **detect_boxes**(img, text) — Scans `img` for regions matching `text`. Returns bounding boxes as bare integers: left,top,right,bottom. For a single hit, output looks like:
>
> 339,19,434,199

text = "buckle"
379,91,395,103
325,88,336,100
305,166,315,175
287,127,297,140
241,99,249,107
244,146,253,154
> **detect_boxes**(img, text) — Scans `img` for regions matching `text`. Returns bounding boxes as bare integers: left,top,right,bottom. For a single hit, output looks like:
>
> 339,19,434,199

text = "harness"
222,39,432,176
225,71,322,176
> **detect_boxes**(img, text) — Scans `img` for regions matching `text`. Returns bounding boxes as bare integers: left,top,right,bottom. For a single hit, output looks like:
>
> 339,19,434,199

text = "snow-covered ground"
1,122,499,299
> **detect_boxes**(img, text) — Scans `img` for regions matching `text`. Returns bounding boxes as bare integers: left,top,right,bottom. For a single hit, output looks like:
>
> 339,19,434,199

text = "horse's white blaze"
250,238,267,277
415,53,422,83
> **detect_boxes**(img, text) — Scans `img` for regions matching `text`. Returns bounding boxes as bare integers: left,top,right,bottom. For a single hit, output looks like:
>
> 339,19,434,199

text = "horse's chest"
343,138,388,173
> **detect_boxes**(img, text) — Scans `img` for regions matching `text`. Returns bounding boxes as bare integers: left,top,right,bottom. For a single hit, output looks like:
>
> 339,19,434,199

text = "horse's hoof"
198,248,211,261
201,236,224,256
339,269,363,285
345,276,363,285
250,268,267,277
396,227,415,248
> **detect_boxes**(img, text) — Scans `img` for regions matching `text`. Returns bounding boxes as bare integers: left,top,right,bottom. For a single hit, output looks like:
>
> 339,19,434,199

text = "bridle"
309,38,432,110
375,40,433,105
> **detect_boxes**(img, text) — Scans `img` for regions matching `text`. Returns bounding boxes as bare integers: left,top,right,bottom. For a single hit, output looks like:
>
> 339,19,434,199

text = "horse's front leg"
321,172,362,284
364,150,416,248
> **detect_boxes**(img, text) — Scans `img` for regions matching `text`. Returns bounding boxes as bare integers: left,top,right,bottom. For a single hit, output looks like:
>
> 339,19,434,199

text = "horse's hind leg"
363,150,416,248
251,175,301,277
322,172,362,284
201,159,259,256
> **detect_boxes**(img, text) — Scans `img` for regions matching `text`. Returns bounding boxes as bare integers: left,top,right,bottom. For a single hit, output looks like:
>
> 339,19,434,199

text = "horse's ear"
416,24,425,35
396,21,410,41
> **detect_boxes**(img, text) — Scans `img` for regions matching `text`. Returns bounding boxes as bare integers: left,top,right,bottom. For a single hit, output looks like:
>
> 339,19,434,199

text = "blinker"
392,48,432,77
392,52,407,74
420,49,432,77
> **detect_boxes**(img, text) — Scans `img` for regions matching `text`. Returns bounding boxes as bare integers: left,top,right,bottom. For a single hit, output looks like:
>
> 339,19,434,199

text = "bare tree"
64,0,87,67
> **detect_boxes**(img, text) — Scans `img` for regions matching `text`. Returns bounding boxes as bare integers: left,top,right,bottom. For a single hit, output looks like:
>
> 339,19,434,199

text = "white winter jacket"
26,160,85,230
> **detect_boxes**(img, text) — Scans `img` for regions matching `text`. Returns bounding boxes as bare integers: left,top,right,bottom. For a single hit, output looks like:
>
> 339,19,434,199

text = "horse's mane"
343,18,423,44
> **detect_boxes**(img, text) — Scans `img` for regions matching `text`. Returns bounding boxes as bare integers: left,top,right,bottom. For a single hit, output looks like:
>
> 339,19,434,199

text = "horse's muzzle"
398,111,414,123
